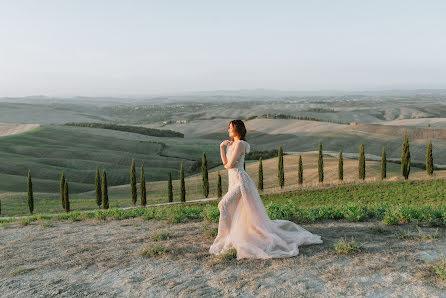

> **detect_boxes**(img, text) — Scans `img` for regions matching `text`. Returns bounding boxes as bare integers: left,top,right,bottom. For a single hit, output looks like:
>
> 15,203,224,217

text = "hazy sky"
1,0,445,97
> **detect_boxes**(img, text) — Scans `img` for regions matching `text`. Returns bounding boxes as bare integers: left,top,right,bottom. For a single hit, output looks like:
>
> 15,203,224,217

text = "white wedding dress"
209,140,323,260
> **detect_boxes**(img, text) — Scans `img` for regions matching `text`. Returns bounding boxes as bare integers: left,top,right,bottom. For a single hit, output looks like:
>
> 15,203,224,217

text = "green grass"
141,244,170,257
150,231,172,241
334,236,363,254
0,124,220,194
262,179,446,208
217,248,237,261
2,178,446,229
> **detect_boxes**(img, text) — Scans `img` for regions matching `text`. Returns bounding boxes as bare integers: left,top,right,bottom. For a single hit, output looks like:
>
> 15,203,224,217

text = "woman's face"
228,123,237,139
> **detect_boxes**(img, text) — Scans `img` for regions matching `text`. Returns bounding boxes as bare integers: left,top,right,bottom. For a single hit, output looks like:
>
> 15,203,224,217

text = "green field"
262,178,446,207
0,124,220,194
3,178,446,228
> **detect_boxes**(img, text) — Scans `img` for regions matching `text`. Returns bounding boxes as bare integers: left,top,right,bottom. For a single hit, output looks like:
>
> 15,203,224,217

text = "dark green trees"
27,170,34,215
381,147,387,180
338,149,343,181
130,159,137,205
95,167,102,208
401,131,411,179
217,171,223,198
202,152,209,198
140,165,146,206
318,141,324,183
180,162,186,202
60,172,65,209
298,155,303,185
167,172,173,202
102,170,109,209
258,157,264,191
63,179,70,213
426,140,433,176
359,144,365,180
278,146,284,188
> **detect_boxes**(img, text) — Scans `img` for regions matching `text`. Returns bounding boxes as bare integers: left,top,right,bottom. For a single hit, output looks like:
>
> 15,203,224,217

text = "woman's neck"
233,136,241,142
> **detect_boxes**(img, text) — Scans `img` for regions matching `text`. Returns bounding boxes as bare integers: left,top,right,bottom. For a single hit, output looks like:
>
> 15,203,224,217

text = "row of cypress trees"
270,132,434,190
7,132,435,216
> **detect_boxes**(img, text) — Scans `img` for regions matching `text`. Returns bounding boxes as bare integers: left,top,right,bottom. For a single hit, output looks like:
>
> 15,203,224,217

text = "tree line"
0,131,436,216
64,122,184,138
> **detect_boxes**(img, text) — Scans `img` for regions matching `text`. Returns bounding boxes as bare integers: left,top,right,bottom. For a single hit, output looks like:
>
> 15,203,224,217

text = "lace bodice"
226,140,250,170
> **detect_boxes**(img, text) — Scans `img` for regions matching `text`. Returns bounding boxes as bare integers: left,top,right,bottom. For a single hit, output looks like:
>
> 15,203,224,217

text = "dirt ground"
1,218,446,297
0,123,40,136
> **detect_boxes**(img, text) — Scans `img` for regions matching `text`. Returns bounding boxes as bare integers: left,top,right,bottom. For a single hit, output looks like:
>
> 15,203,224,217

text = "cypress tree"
426,140,433,176
298,155,303,185
27,170,34,215
63,179,70,213
318,141,324,183
95,167,102,208
358,144,365,180
130,159,137,205
258,157,264,191
60,172,65,209
217,171,223,198
381,147,387,180
401,131,411,179
140,165,146,206
202,152,209,198
102,170,109,209
167,172,173,202
338,149,343,181
180,162,186,202
278,146,284,188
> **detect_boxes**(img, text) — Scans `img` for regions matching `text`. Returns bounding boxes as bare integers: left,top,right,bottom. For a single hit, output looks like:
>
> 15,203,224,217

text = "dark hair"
228,120,247,141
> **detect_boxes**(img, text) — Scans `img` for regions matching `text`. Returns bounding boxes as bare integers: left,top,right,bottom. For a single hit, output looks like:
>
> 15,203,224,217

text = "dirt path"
0,123,40,137
1,218,446,297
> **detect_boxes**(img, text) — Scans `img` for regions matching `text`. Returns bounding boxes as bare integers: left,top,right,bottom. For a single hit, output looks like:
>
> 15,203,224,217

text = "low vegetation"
141,244,171,257
150,231,173,241
217,248,237,262
334,236,363,254
64,122,184,138
2,178,446,230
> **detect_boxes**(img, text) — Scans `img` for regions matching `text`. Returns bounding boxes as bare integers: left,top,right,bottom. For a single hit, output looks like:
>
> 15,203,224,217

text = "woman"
209,120,323,259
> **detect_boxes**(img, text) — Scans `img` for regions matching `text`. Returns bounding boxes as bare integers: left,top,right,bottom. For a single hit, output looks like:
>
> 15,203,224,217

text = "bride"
209,120,323,259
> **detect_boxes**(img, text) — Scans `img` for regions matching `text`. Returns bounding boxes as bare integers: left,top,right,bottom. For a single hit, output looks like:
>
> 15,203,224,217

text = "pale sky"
1,0,445,97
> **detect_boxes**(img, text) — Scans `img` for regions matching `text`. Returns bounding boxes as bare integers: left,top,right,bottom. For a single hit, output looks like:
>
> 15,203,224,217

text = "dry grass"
1,218,446,296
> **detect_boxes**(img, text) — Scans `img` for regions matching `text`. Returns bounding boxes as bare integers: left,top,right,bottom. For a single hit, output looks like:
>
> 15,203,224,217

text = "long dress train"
209,140,323,260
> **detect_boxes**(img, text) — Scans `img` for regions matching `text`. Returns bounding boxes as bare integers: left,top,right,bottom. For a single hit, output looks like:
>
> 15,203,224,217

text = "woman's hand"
220,140,232,147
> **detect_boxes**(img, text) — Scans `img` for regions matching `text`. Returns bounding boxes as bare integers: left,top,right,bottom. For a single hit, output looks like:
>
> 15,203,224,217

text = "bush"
342,204,368,222
202,205,220,222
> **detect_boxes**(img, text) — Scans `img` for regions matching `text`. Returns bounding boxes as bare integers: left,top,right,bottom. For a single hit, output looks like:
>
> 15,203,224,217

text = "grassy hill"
0,124,220,194
2,149,443,217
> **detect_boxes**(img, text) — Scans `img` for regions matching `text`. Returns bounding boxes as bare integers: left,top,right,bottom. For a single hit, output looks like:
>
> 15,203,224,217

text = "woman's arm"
220,144,228,165
224,141,243,169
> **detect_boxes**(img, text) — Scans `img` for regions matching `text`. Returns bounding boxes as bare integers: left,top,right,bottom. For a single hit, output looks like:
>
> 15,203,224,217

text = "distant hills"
1,88,446,105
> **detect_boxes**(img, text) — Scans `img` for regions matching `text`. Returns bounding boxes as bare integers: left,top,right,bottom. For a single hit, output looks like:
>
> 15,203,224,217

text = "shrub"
334,236,363,254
